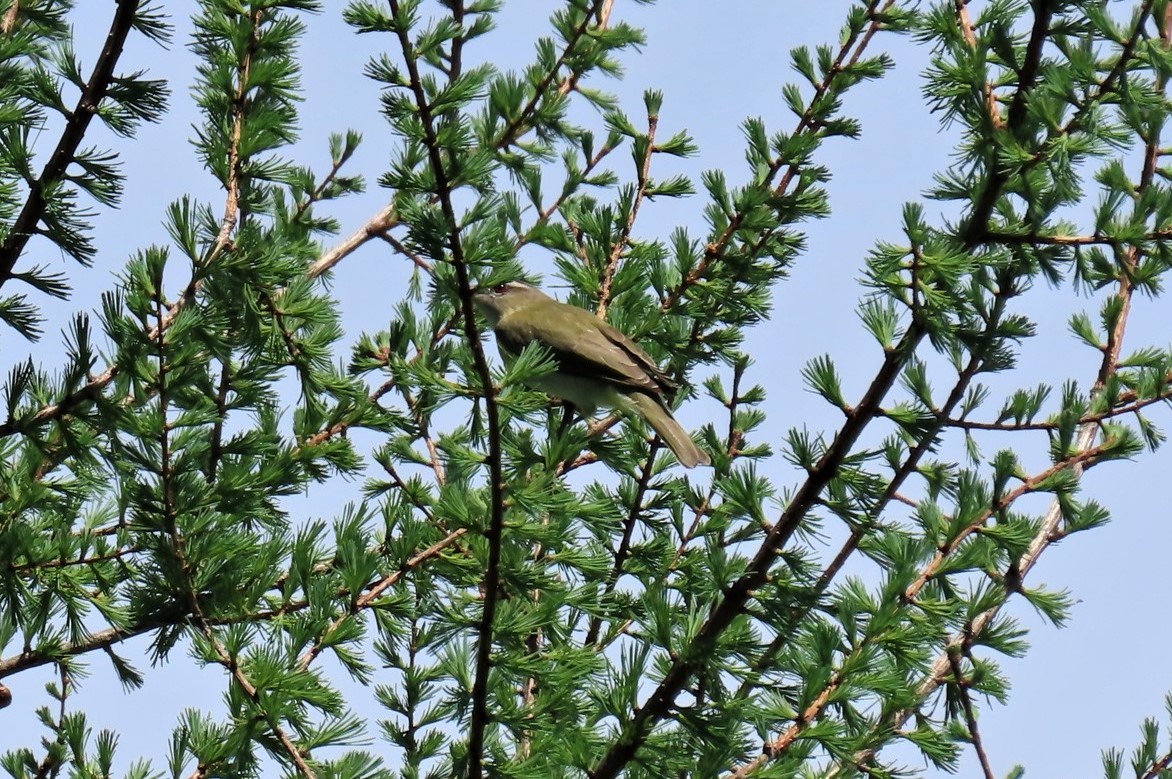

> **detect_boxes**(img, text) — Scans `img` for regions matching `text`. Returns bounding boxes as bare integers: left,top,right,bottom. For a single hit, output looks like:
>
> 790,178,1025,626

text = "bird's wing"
497,303,677,398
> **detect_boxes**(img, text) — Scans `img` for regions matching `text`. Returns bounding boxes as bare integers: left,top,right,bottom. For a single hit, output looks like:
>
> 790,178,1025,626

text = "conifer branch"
830,10,1166,774
964,0,1154,245
661,0,898,313
496,0,613,150
584,448,658,646
835,423,1106,776
936,381,1172,431
8,3,1172,776
0,549,464,679
597,109,657,318
0,0,138,280
298,528,469,672
948,646,998,779
903,443,1105,602
382,3,505,774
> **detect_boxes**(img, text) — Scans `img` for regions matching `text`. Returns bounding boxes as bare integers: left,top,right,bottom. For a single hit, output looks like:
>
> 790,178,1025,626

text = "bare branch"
308,205,400,279
1,1,19,36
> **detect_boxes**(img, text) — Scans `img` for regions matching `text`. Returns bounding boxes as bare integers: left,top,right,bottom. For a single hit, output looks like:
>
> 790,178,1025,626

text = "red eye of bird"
492,283,510,294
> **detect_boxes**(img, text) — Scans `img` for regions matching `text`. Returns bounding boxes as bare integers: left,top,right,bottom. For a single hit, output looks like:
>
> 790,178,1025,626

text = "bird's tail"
622,392,710,468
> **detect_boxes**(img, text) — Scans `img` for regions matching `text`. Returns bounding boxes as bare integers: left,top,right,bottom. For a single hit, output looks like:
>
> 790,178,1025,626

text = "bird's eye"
492,284,510,294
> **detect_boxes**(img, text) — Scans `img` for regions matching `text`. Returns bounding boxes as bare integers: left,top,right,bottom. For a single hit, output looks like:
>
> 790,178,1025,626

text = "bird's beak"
469,287,495,323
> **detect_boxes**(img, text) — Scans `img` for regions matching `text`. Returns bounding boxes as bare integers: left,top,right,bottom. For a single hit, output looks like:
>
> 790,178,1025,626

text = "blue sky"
2,1,1170,776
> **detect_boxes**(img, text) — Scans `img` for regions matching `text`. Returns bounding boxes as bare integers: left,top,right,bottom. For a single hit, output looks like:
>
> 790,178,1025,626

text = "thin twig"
307,205,400,278
597,111,658,318
948,647,997,779
661,0,898,313
206,362,232,482
298,528,468,671
378,232,435,274
0,0,139,279
584,449,659,646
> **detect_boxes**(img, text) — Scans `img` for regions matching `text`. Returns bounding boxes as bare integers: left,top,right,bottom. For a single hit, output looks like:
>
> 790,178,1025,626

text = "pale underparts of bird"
471,281,709,468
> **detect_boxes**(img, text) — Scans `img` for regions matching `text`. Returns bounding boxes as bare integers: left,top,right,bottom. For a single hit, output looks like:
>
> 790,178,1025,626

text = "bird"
471,281,709,468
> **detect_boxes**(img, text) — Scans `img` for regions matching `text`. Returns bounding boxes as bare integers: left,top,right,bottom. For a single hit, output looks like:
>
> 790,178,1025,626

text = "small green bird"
471,281,709,468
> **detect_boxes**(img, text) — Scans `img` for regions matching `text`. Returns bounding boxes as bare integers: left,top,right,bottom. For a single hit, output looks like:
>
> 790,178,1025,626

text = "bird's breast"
527,371,613,415
495,341,600,411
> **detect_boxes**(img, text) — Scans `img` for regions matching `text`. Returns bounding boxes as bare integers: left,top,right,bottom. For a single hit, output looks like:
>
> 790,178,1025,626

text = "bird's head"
471,281,550,327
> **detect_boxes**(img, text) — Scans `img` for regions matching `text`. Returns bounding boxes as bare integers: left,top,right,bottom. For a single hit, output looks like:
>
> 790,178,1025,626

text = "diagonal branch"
727,439,1110,778
731,275,1017,702
297,527,468,671
661,0,898,313
496,0,612,150
0,0,139,279
590,322,925,779
833,10,1166,774
594,0,1076,770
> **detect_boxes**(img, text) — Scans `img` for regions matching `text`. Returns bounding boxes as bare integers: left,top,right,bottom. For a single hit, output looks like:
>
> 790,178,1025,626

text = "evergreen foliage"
1,1,1171,777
